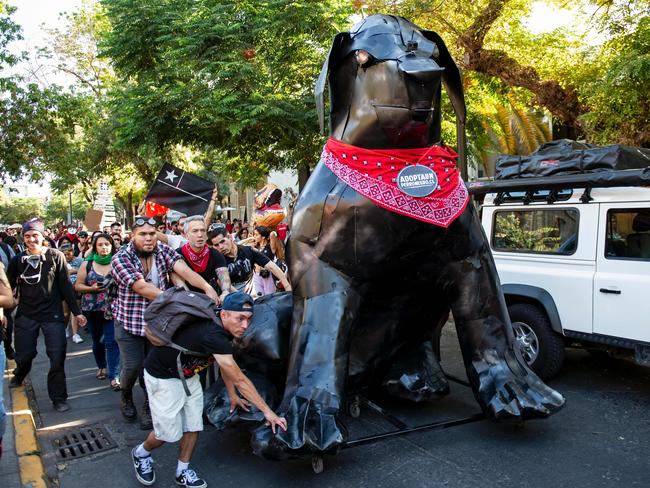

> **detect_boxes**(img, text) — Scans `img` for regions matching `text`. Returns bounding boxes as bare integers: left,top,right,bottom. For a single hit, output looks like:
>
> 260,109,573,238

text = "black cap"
221,291,254,312
78,231,88,237
23,218,45,235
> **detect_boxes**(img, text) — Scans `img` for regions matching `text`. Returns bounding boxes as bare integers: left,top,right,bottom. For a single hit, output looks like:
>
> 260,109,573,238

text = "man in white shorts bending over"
131,292,287,488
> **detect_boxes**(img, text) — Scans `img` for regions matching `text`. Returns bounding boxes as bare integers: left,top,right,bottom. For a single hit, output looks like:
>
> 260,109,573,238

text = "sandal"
96,369,107,380
110,379,121,391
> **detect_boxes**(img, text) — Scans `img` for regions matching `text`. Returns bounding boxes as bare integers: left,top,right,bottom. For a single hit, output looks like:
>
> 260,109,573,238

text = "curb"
8,360,48,488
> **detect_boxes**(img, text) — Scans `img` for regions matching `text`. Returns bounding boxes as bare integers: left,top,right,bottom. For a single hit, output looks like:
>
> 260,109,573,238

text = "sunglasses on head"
133,216,157,228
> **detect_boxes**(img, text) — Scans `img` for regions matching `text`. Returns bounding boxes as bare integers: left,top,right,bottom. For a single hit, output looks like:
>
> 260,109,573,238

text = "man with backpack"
6,218,87,412
111,216,220,430
131,291,287,488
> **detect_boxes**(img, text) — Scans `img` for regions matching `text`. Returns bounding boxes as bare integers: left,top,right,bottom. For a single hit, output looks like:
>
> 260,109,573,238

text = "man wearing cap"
131,291,287,488
6,223,24,251
76,230,91,258
6,218,88,412
112,216,220,430
6,223,21,237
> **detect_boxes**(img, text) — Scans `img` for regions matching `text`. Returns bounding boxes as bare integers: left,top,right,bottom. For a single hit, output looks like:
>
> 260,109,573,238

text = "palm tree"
476,94,552,176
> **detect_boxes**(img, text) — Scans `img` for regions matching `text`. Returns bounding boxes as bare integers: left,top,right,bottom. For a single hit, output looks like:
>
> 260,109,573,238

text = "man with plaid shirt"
112,216,219,429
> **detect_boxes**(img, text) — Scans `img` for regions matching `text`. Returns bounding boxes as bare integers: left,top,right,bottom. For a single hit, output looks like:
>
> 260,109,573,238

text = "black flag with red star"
145,163,214,216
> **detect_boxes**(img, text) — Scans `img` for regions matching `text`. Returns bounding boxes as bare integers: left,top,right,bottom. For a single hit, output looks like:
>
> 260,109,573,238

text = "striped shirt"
111,241,181,336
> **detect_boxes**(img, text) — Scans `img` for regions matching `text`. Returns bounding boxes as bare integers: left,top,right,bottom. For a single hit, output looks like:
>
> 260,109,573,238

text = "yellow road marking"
7,360,48,488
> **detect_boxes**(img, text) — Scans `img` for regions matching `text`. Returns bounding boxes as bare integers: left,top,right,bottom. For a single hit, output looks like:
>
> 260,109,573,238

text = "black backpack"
144,287,217,394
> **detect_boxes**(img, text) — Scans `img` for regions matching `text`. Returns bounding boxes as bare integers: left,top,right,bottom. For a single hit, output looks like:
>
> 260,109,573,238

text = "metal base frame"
310,375,486,473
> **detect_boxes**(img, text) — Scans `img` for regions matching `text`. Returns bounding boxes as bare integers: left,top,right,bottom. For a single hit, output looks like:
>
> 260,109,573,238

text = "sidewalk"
2,329,162,488
3,328,317,488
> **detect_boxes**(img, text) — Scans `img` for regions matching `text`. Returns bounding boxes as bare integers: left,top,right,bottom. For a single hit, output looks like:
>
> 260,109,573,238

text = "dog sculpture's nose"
399,56,444,84
398,57,443,121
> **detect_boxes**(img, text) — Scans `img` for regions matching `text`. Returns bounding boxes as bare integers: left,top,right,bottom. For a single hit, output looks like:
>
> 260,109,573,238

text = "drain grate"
52,425,117,460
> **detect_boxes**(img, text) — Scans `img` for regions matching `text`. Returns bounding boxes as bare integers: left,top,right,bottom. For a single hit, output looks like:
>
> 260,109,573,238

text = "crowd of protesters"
0,202,292,475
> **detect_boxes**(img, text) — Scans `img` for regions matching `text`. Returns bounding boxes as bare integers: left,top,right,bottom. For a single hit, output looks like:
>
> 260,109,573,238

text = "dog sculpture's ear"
421,30,467,179
315,32,351,134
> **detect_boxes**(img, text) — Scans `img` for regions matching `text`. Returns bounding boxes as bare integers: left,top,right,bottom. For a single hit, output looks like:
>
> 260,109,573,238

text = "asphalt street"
7,324,650,488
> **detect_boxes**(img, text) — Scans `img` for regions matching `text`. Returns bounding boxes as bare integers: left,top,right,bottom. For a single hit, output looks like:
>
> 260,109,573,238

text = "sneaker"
65,327,71,338
72,333,84,344
175,468,207,488
53,401,70,412
131,448,155,486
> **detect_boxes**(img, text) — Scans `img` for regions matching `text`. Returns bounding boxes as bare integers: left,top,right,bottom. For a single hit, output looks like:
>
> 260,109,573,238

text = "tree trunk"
126,191,134,227
297,163,311,192
455,0,584,132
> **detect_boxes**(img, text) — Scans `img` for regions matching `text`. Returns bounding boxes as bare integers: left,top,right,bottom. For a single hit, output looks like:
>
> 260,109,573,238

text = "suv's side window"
492,208,579,255
605,209,650,260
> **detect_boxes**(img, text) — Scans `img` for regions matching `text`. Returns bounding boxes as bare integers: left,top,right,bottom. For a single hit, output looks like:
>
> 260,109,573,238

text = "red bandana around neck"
181,243,210,273
321,138,469,228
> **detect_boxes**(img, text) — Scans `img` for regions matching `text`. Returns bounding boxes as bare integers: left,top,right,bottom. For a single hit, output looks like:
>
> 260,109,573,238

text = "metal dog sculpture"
244,14,564,458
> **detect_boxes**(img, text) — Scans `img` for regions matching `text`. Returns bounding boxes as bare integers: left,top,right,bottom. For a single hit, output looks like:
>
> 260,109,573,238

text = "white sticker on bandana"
396,165,439,197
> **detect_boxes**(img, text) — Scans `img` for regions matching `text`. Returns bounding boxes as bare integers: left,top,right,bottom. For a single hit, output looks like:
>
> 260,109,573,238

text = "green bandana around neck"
85,252,112,265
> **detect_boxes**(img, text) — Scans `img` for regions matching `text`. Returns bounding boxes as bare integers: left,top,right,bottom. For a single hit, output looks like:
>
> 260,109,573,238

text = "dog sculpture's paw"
383,371,450,402
251,388,347,459
382,345,450,402
475,349,565,421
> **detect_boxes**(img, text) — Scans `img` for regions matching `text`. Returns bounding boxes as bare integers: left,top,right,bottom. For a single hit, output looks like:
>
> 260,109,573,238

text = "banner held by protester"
145,163,214,216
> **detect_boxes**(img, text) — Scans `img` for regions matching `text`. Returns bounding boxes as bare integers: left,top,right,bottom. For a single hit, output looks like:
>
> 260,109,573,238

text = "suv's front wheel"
508,303,565,380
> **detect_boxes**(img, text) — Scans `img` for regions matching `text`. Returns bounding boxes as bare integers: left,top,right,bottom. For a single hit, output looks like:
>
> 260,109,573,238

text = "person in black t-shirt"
131,292,287,488
212,227,291,296
6,218,87,413
175,216,233,302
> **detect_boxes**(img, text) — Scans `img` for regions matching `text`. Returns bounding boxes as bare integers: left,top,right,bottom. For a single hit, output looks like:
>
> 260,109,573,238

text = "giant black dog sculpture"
241,15,564,458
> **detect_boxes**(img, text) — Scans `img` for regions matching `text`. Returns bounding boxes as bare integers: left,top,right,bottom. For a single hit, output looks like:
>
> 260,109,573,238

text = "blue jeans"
85,311,120,381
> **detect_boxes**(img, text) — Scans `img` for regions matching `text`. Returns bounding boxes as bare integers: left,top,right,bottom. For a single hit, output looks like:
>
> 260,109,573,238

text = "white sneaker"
72,333,84,344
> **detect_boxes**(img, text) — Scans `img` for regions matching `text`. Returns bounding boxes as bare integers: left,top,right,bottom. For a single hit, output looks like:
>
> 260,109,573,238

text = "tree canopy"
0,0,647,208
101,0,353,185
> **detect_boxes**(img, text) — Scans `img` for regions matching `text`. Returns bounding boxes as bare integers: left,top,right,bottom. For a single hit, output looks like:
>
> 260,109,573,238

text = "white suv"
476,184,650,379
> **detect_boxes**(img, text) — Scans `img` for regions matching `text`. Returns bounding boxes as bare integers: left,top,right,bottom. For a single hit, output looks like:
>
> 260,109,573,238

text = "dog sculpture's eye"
355,49,373,67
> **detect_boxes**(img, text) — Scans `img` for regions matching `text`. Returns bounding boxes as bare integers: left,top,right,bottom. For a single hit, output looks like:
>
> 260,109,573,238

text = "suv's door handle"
599,288,621,295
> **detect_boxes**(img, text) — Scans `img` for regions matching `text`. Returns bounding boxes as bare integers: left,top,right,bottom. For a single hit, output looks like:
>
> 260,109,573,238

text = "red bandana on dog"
181,243,210,273
321,138,469,228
